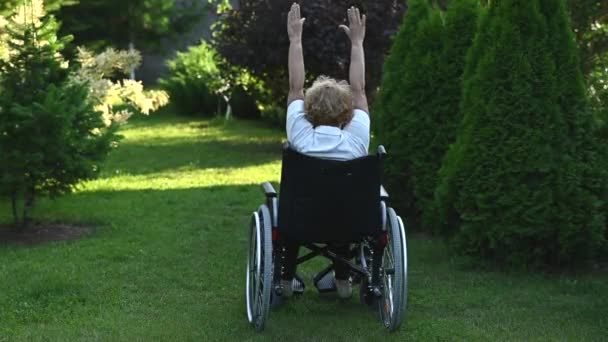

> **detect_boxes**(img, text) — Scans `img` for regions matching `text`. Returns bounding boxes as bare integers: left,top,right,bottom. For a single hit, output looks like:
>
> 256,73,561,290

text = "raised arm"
340,7,369,114
287,3,306,105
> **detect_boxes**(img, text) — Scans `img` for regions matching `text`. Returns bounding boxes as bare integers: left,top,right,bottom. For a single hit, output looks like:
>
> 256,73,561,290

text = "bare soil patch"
0,224,94,246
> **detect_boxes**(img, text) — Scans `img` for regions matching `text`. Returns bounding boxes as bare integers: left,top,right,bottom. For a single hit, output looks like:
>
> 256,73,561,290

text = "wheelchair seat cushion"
277,147,382,243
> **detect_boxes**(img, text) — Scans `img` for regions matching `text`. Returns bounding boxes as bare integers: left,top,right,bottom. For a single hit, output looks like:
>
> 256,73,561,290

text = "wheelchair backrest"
277,146,382,243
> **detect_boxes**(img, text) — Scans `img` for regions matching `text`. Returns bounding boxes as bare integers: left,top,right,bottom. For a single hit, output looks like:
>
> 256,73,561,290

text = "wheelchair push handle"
377,145,387,159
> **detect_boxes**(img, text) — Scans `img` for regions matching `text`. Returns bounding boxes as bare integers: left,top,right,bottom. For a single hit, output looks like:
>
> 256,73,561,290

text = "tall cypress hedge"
374,0,479,229
435,0,606,267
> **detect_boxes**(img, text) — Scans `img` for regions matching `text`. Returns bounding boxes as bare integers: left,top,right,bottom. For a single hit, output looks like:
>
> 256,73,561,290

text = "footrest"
313,265,336,293
292,274,305,295
271,274,306,308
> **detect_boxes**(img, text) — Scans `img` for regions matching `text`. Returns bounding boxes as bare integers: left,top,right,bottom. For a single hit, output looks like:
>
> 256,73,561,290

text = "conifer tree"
374,0,479,229
435,0,605,267
0,0,116,227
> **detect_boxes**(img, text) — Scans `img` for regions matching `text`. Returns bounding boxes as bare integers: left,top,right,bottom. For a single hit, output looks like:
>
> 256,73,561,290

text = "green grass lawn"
1,112,607,341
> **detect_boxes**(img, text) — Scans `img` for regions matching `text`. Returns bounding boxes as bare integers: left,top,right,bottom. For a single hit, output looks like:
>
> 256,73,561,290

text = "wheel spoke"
255,234,265,318
255,282,264,317
388,276,394,315
380,229,398,325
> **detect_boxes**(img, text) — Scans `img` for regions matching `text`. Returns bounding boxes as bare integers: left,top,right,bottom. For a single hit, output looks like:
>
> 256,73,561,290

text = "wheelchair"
246,144,408,332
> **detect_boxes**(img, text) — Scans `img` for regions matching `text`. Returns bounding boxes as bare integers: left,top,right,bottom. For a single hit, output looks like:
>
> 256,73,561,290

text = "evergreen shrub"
435,0,606,267
374,0,479,229
0,1,117,226
160,41,222,117
160,41,261,119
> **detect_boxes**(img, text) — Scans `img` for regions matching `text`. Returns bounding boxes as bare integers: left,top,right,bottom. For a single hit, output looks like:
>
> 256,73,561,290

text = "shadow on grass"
123,109,281,132
37,186,381,333
105,139,283,176
120,107,204,129
102,112,285,175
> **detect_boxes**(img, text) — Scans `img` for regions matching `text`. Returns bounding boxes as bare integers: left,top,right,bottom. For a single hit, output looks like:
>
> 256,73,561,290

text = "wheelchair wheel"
246,205,273,331
379,208,408,332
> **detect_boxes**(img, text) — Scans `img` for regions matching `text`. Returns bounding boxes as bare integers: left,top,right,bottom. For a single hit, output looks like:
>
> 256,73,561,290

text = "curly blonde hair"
304,76,354,127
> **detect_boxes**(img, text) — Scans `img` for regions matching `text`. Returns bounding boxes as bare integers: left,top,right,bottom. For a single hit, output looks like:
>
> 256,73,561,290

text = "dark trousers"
281,240,351,280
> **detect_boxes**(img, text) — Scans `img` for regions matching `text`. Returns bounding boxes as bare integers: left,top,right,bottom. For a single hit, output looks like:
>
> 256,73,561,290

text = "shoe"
281,279,293,297
335,278,352,299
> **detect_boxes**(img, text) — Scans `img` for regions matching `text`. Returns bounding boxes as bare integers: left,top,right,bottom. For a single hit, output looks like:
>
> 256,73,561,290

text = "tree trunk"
223,94,232,120
22,186,35,229
129,41,136,80
11,190,19,227
128,3,136,80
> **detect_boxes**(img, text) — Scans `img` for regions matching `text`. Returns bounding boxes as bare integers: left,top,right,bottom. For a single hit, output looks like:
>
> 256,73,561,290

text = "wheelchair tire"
379,208,408,332
246,205,273,331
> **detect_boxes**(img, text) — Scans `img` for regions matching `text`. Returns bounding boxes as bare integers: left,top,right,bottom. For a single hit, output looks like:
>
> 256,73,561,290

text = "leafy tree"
213,0,406,110
0,0,117,227
567,0,607,74
55,0,204,52
567,1,608,139
435,0,606,267
373,0,479,229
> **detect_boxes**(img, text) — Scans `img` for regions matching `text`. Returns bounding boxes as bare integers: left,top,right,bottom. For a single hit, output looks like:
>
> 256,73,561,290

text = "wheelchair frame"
246,146,408,332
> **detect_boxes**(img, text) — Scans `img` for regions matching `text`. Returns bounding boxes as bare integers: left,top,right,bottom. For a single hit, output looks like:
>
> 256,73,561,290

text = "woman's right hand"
287,3,306,43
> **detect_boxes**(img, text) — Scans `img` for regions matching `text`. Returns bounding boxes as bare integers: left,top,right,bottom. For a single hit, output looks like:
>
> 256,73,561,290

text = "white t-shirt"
286,100,370,161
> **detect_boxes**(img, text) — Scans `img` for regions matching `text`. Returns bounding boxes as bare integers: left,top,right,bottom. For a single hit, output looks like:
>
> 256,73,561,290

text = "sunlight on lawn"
120,117,283,146
77,115,285,192
81,162,282,191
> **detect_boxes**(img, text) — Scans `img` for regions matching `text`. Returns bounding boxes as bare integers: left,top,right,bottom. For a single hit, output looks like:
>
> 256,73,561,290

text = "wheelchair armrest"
380,185,389,200
262,182,277,198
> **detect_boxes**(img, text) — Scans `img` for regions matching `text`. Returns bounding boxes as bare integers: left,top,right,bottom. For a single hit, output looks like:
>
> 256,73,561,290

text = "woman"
282,3,370,299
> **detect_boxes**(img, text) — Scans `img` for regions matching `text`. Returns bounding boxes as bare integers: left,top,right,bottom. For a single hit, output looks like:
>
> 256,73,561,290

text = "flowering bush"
69,47,169,126
0,16,8,61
